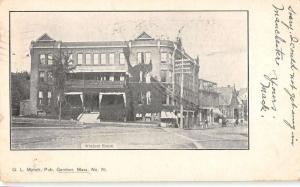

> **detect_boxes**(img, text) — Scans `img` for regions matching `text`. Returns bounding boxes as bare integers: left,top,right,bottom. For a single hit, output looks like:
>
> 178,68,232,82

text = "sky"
10,11,248,88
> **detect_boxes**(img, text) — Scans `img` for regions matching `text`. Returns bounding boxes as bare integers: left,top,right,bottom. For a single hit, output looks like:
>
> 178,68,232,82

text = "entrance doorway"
234,108,239,119
83,93,99,112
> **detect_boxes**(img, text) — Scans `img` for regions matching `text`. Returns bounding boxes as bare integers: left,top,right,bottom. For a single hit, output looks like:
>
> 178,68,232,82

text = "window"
109,53,115,64
62,55,67,64
169,95,172,105
47,71,53,81
119,53,126,65
77,53,83,64
145,52,151,64
168,53,172,63
38,91,43,105
68,54,73,64
101,54,106,64
166,95,170,105
39,54,46,65
39,71,45,82
139,71,143,82
138,92,144,104
47,54,53,65
85,53,91,65
161,52,167,63
137,52,142,64
109,75,114,81
101,73,109,81
162,94,167,105
146,91,151,105
120,75,125,81
168,71,172,82
146,73,151,83
93,54,99,64
47,91,52,105
160,70,166,82
114,74,120,81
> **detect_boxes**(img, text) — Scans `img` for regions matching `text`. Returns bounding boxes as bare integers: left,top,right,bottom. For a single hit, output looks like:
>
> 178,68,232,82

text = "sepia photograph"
10,11,248,150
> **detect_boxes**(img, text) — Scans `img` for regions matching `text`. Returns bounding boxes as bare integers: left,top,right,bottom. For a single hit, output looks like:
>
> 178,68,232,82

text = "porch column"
191,111,195,128
122,93,126,106
80,93,84,109
99,93,103,111
185,111,189,129
199,110,202,122
211,109,214,124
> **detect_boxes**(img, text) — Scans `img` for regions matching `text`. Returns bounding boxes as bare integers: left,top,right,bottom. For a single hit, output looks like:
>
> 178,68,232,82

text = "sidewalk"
12,117,159,129
84,121,160,128
12,117,84,128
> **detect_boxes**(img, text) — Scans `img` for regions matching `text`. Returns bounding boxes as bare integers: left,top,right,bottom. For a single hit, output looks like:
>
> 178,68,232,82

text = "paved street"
11,123,248,150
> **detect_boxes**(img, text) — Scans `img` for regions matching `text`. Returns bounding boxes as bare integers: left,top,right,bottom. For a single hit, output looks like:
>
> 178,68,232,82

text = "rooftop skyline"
10,11,247,88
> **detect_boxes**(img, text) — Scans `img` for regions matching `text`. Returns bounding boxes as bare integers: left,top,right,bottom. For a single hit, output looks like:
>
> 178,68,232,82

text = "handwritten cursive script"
282,5,298,146
260,4,298,146
260,70,278,115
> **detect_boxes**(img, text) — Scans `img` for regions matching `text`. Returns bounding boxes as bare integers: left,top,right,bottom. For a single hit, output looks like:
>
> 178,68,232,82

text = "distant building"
215,85,247,121
28,32,199,126
238,88,248,121
198,79,220,124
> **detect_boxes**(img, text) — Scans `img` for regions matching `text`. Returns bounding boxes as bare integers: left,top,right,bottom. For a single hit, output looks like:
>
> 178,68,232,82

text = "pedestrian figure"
222,117,227,127
204,119,208,129
235,119,239,127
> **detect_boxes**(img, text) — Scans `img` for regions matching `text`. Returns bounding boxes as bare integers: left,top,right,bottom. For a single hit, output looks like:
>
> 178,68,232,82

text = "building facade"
28,32,199,126
215,85,247,122
198,79,220,124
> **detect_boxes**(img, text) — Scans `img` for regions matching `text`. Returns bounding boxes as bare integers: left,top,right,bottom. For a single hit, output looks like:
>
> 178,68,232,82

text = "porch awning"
65,92,82,95
161,111,167,119
213,108,224,116
136,113,142,118
161,111,177,119
177,113,185,118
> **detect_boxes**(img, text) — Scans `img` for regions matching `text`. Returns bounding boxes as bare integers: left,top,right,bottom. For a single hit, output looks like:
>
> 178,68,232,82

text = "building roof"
36,33,55,42
238,88,248,102
215,87,233,105
199,78,217,84
214,86,241,106
62,41,127,47
135,32,154,41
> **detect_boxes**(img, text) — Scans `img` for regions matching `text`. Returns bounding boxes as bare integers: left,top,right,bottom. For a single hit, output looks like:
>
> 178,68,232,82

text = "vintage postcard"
0,0,299,182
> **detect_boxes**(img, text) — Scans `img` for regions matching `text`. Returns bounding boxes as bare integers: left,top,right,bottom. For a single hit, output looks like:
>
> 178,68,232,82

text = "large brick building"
28,32,200,127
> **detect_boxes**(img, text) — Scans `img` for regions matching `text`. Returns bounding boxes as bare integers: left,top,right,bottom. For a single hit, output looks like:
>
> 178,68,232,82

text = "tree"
11,71,30,116
51,50,76,121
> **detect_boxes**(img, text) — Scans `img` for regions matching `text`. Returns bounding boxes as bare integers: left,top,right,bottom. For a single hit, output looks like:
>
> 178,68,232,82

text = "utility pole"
180,50,184,129
174,49,190,129
172,44,177,106
58,95,62,123
58,45,62,125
